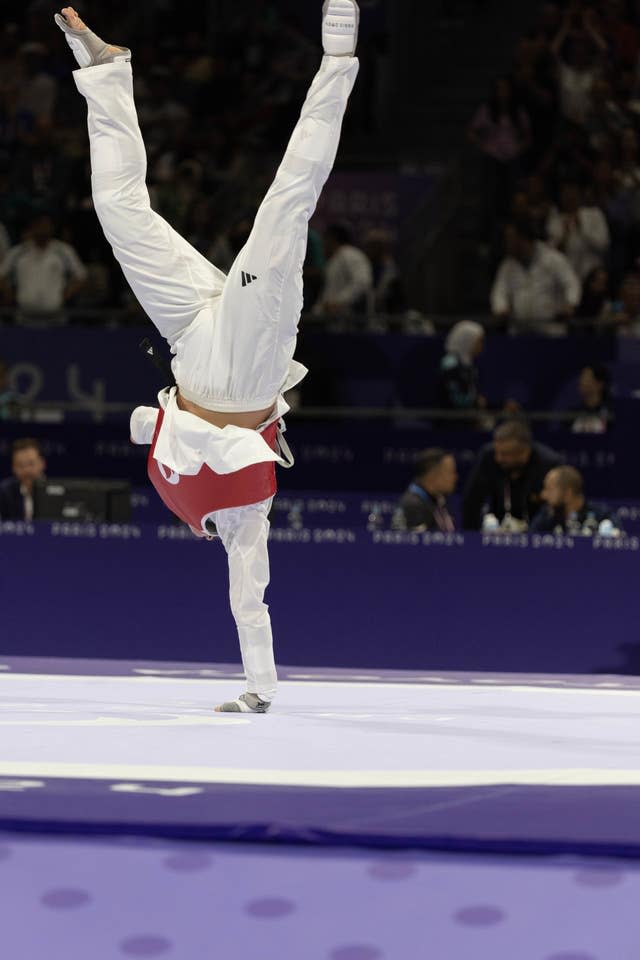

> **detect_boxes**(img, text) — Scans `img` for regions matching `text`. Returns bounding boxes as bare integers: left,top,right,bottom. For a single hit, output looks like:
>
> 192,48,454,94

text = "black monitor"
33,478,131,523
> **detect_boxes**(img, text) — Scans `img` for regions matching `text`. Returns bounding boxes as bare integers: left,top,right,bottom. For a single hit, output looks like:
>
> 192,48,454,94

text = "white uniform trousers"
74,54,359,701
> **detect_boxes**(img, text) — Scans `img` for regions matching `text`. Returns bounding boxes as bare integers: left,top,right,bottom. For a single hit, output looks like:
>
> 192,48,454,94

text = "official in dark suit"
0,438,46,520
463,419,562,530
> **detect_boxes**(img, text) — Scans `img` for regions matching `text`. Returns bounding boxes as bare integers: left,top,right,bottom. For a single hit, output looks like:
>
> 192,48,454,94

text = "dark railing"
0,307,619,335
2,397,598,425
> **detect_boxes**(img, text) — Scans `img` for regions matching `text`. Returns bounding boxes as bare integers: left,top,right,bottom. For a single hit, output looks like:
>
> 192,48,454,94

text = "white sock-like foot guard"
215,693,271,714
322,0,360,57
54,11,131,68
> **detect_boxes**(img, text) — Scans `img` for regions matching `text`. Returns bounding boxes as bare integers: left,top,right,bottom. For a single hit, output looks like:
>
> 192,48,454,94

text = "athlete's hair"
414,448,449,479
494,419,532,447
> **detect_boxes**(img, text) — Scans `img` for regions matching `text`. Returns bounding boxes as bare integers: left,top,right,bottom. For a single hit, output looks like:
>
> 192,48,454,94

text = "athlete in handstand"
54,3,360,713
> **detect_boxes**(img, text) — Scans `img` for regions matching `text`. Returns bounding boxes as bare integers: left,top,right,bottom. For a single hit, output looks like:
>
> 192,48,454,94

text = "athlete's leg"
212,501,277,707
71,52,225,346
179,52,359,411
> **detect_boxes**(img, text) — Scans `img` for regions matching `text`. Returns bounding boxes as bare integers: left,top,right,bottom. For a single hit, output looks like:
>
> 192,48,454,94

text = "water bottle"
287,503,304,530
482,513,499,532
391,507,407,531
502,512,516,532
597,518,619,538
367,502,384,532
567,511,582,536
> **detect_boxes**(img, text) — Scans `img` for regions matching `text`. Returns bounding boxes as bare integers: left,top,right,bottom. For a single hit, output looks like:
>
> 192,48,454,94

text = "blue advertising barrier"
128,487,640,537
1,521,637,675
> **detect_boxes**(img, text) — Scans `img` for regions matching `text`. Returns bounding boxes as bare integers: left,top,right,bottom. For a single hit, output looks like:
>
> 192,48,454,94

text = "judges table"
1,521,637,676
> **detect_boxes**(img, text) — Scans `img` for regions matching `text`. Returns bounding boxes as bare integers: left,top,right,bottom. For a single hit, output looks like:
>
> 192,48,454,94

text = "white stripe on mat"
2,673,640,697
0,762,639,788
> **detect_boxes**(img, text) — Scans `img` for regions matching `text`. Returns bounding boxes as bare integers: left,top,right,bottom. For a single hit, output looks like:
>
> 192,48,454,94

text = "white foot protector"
322,0,360,57
215,693,271,714
54,12,131,68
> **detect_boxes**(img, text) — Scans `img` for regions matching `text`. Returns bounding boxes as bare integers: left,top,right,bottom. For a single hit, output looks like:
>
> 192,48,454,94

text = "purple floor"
2,832,640,960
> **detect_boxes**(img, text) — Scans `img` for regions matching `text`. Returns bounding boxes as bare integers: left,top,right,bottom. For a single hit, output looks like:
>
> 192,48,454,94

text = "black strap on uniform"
139,338,176,387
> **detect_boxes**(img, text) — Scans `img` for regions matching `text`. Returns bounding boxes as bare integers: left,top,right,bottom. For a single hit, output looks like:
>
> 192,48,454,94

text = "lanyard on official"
409,484,454,532
409,483,429,502
504,479,512,515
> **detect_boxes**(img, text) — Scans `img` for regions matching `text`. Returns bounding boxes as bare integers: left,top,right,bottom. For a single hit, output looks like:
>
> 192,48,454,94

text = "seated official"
530,466,618,535
0,438,46,520
463,419,561,530
398,448,458,532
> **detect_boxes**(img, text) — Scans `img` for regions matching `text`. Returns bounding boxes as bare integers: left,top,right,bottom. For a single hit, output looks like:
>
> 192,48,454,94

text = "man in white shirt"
551,7,607,127
0,214,88,319
315,223,373,317
491,220,581,336
55,1,360,713
546,181,610,280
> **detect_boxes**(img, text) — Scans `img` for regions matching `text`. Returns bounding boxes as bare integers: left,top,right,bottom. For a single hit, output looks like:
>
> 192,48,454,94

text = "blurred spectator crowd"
469,0,640,336
6,0,640,340
0,0,397,325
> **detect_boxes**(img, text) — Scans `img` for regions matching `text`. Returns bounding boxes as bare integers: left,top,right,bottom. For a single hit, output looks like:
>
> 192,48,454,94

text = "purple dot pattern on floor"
163,852,214,872
245,897,296,918
454,905,506,926
573,869,625,888
367,862,418,880
41,889,91,909
329,947,383,960
119,935,172,957
3,827,639,960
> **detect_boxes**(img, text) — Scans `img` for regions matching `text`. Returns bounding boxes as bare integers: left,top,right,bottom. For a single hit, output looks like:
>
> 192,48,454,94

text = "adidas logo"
241,271,258,287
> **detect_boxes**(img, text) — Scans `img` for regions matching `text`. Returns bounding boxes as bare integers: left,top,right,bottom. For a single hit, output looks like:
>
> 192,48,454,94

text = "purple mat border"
1,779,640,859
2,655,640,689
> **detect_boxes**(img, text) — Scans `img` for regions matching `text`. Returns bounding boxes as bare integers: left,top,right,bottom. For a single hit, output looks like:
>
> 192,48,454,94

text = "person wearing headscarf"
436,320,486,415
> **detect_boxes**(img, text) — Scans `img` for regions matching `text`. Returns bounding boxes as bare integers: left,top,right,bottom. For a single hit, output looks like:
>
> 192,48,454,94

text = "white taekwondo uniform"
74,54,359,701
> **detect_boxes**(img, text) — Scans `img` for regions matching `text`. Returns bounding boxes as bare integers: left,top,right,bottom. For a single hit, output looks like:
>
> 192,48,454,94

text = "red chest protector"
147,409,278,528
